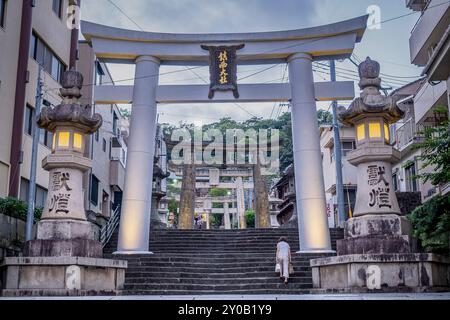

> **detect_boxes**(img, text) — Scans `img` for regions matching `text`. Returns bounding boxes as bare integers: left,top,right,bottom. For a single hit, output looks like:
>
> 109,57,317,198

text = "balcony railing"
395,119,416,150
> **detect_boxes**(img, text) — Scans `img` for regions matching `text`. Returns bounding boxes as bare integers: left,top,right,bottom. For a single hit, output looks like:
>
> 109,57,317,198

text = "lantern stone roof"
38,69,102,134
338,57,404,125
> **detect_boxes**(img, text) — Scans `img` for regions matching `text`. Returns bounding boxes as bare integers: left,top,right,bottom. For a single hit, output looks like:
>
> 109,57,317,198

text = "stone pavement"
1,293,450,300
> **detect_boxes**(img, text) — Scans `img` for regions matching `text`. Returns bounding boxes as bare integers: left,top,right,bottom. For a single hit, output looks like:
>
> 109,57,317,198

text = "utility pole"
26,64,43,241
330,60,346,227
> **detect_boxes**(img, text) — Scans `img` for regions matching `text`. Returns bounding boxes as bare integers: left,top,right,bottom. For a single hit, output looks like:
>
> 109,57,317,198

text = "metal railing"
395,119,416,150
100,205,121,248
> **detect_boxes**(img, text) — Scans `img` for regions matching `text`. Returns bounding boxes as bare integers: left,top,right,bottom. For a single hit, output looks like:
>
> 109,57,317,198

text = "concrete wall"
0,214,26,261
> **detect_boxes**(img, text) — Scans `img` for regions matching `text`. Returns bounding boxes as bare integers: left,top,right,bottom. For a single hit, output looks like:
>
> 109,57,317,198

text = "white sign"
326,198,335,228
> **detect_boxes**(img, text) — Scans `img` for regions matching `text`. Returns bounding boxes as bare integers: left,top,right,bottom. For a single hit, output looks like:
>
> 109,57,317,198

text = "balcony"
110,159,126,191
111,129,126,148
413,81,447,124
395,118,416,151
406,0,430,11
409,0,450,66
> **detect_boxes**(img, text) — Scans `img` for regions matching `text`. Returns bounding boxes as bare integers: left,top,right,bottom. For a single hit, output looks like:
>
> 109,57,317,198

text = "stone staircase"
103,228,344,295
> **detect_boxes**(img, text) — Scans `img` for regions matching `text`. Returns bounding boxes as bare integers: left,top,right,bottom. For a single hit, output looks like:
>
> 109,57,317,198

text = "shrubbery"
408,114,450,255
408,194,450,255
245,210,255,228
0,197,42,223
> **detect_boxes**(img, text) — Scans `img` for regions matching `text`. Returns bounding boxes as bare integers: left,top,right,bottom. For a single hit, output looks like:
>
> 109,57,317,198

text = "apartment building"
78,41,129,226
406,0,450,200
390,80,425,194
320,124,358,228
271,164,296,227
0,0,77,205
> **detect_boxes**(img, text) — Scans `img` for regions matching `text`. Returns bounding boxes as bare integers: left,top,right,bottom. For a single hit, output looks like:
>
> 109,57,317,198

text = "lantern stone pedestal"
1,70,127,297
310,58,450,293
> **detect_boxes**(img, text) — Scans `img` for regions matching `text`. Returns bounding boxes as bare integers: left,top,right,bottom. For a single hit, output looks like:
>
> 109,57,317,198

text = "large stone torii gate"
82,15,368,254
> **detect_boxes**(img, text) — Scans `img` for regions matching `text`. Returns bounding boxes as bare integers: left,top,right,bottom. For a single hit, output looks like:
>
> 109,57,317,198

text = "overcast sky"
80,0,423,125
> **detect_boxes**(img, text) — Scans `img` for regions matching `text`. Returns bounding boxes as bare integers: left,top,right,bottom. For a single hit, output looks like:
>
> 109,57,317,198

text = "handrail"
100,205,121,248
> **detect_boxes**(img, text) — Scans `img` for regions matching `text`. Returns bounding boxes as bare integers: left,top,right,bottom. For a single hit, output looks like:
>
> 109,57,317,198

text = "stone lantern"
1,70,127,297
309,58,450,293
337,56,410,246
25,69,103,256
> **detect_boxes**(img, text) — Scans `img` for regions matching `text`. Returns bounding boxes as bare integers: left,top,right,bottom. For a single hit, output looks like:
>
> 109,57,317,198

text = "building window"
0,0,6,28
24,104,34,135
39,129,53,148
102,138,106,152
95,130,99,142
113,112,119,136
95,61,105,85
19,178,29,203
342,140,356,156
405,162,418,192
392,172,399,192
19,178,48,209
30,32,66,84
90,175,99,206
52,0,63,18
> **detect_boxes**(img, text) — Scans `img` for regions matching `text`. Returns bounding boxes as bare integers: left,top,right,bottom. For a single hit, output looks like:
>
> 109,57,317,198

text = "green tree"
408,109,450,254
245,209,255,228
317,109,333,125
0,197,42,223
119,107,131,120
208,188,230,197
413,119,450,186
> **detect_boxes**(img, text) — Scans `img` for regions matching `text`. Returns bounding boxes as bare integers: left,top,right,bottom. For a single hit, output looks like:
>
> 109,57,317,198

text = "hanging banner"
201,44,245,99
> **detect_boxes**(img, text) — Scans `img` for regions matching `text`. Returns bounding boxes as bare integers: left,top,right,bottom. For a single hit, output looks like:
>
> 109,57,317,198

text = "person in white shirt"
276,236,292,284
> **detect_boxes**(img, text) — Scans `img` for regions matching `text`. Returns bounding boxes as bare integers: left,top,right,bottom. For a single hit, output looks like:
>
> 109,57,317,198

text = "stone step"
126,261,311,268
124,266,312,273
125,258,312,264
124,271,312,279
102,228,343,295
124,276,312,284
123,283,313,291
108,230,342,239
109,252,332,259
122,289,311,295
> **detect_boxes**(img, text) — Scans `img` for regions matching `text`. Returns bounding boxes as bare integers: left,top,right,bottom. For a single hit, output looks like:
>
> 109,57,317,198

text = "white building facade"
406,0,450,200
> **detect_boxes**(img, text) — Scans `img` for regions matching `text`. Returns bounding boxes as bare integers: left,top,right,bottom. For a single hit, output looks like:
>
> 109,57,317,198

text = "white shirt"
277,241,290,260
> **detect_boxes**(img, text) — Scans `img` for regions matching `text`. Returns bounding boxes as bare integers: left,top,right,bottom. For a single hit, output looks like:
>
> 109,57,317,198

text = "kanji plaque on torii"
201,44,245,99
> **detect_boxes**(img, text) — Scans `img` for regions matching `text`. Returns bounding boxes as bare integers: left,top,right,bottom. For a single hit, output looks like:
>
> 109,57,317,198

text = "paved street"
2,293,450,300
